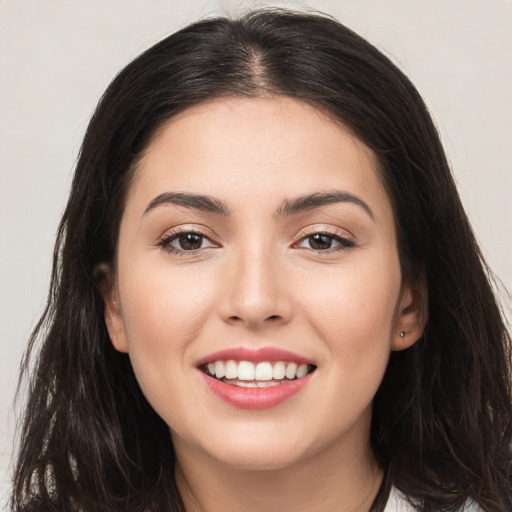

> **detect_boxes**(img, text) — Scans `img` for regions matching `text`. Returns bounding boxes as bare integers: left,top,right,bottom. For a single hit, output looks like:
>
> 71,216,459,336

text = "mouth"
201,360,317,388
198,347,317,409
198,348,317,409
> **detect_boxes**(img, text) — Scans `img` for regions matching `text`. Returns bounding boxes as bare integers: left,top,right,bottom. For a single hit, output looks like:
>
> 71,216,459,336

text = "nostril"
224,313,286,326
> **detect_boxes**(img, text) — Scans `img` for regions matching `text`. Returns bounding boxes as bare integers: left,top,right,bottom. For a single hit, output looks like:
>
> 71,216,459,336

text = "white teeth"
255,362,273,381
285,362,298,379
255,380,280,387
230,380,281,388
238,360,255,380
236,381,257,387
273,361,286,380
206,359,314,381
296,364,308,378
225,360,238,379
214,361,225,379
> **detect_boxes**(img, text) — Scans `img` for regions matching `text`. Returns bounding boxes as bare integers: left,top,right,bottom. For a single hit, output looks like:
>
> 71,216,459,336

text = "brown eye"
308,234,334,250
158,231,216,254
175,233,205,251
296,232,354,252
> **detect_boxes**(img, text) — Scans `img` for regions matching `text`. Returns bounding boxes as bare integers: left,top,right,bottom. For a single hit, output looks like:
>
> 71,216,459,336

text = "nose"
218,245,293,329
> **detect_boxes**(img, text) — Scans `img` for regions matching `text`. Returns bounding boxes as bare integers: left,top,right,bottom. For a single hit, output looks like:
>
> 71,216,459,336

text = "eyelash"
156,227,216,255
293,230,355,254
156,228,355,256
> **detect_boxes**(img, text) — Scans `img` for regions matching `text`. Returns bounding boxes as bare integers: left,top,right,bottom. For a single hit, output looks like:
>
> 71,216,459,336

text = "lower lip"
200,371,313,409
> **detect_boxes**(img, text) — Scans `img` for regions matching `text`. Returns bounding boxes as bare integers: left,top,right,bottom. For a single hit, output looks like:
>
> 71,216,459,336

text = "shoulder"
384,487,484,512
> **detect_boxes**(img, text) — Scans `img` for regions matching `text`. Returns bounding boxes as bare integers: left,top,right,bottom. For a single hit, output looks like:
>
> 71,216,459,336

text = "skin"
103,97,423,512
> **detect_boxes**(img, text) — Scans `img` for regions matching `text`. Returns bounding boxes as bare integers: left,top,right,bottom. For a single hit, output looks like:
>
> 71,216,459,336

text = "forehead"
126,96,393,228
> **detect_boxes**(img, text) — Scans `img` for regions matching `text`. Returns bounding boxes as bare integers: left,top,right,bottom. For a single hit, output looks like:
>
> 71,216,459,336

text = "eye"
296,232,354,251
158,230,216,254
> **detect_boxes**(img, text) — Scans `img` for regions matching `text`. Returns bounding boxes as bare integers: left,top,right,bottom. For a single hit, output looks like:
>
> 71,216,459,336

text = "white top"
384,488,416,512
384,487,482,511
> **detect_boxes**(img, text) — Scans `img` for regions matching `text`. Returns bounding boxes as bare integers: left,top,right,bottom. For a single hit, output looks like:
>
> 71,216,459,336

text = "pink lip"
199,371,314,409
198,347,312,366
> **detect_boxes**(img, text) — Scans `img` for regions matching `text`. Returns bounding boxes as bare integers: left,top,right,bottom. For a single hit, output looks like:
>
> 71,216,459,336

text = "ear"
95,263,129,353
391,283,427,351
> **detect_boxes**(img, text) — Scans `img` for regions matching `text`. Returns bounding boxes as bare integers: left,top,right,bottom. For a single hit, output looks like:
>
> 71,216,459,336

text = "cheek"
299,254,401,375
120,260,217,340
305,258,399,325
116,261,218,391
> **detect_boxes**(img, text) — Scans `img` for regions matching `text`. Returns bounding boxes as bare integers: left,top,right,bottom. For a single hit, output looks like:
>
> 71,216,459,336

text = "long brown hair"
11,9,511,511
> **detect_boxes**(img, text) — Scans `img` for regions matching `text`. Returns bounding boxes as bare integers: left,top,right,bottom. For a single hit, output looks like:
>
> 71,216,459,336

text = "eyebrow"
275,191,374,220
143,190,374,220
143,192,231,216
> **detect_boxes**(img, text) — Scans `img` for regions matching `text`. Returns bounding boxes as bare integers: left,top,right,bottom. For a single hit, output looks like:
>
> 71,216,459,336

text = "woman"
10,9,511,512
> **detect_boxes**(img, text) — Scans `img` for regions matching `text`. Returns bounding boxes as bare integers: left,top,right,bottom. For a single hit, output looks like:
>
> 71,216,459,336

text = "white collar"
383,487,482,511
383,487,416,511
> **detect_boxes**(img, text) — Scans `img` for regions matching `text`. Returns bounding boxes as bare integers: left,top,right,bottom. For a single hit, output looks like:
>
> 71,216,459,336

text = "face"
104,97,421,471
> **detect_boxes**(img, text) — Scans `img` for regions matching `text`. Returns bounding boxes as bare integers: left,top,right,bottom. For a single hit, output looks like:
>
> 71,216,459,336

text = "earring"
400,331,406,339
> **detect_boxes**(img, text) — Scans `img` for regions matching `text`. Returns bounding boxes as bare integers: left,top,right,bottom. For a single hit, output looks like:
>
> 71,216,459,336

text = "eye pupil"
309,234,332,250
178,233,203,250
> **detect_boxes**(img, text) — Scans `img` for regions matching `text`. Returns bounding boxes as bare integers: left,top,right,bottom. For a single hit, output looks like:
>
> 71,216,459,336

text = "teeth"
296,364,308,378
205,360,314,381
238,360,255,380
236,381,257,387
234,380,280,388
285,362,297,379
225,360,238,379
214,361,225,379
255,362,273,380
255,380,280,387
273,361,286,380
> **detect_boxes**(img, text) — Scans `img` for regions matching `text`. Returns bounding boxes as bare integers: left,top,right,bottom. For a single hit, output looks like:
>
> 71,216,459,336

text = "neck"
174,427,383,512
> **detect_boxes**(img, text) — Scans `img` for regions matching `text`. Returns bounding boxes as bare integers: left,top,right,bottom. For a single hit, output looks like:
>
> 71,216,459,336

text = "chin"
210,444,308,472
193,423,328,472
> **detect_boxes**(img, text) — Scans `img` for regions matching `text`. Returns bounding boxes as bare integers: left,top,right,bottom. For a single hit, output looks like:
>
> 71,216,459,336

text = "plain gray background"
1,0,511,504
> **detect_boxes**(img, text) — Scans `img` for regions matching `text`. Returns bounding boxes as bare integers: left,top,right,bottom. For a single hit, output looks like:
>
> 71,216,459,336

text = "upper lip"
197,347,314,366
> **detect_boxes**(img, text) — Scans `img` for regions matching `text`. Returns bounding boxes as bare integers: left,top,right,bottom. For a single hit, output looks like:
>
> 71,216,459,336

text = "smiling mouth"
201,360,317,387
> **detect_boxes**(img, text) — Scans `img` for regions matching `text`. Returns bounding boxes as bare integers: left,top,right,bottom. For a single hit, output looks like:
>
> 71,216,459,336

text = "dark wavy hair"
11,9,512,512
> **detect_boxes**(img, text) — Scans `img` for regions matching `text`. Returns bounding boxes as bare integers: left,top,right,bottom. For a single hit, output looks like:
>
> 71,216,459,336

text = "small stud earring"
400,331,406,339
